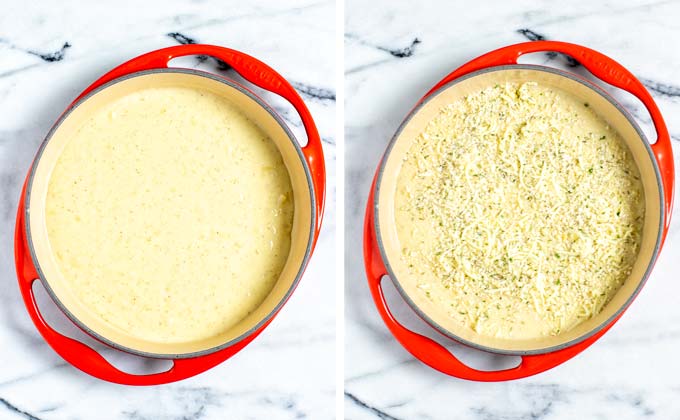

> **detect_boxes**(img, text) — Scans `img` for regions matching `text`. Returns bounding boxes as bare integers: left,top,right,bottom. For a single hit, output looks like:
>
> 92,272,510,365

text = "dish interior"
27,71,313,356
376,67,662,353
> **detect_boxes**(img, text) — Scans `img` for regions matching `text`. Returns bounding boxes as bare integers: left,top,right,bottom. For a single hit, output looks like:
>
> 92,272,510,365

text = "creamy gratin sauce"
395,82,644,339
46,87,294,344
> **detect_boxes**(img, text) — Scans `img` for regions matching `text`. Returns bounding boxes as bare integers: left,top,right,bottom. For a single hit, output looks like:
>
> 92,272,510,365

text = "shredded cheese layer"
395,82,644,339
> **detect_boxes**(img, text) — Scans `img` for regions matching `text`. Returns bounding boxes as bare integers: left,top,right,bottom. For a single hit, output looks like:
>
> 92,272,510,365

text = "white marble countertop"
345,0,680,419
0,1,335,419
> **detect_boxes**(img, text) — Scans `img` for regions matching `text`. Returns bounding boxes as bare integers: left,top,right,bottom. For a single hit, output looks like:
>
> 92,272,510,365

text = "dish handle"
426,40,674,245
364,177,615,381
15,184,267,385
79,44,326,246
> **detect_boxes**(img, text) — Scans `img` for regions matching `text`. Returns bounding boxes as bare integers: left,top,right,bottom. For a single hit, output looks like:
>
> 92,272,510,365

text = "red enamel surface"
364,41,673,381
15,45,325,385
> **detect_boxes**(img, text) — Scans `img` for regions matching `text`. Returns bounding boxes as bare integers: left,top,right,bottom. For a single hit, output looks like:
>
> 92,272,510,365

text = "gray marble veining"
345,0,680,419
0,1,335,419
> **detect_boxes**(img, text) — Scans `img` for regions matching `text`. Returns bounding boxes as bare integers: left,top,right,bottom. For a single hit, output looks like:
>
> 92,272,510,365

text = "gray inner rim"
24,68,317,360
373,64,665,356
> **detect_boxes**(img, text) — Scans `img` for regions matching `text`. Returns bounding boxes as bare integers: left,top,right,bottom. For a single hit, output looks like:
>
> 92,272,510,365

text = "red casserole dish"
15,44,325,385
364,41,674,381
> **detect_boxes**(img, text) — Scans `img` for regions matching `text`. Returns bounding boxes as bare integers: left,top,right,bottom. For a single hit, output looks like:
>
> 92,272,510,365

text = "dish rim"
24,67,317,359
373,64,665,356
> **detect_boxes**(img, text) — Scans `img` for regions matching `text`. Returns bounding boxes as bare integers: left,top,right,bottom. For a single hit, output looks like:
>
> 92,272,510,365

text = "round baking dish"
364,41,674,381
15,45,325,385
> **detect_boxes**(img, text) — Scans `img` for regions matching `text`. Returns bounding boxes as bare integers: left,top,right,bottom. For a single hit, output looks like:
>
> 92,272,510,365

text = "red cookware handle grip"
14,190,264,385
427,41,674,244
80,45,326,244
364,179,615,381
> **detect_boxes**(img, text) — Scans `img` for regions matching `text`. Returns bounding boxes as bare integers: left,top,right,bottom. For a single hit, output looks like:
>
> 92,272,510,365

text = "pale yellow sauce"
395,82,644,340
45,87,293,344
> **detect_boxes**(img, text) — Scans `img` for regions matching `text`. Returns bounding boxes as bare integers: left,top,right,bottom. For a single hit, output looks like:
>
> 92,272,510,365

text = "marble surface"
345,0,680,419
0,1,335,419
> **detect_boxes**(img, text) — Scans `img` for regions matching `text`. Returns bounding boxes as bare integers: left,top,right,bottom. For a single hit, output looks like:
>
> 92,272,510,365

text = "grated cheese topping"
394,82,644,339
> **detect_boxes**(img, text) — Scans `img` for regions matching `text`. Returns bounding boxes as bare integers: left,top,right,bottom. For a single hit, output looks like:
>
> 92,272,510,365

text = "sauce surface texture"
46,86,294,343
